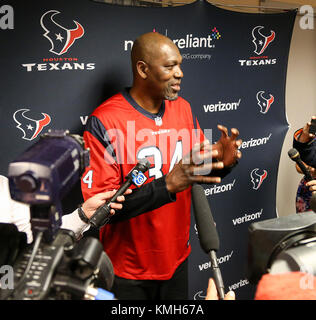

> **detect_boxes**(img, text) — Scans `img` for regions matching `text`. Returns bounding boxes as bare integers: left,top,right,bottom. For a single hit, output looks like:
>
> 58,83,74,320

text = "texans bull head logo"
13,109,51,141
252,26,275,55
256,91,274,114
40,10,84,56
250,168,267,190
193,291,206,300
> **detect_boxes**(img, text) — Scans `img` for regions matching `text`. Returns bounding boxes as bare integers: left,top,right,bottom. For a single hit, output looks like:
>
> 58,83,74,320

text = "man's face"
146,43,183,101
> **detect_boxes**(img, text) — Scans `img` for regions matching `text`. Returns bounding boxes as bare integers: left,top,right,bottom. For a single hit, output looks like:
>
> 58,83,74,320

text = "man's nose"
174,65,183,78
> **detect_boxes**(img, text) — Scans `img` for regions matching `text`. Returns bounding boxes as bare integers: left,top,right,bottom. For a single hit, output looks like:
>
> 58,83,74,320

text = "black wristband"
78,204,90,224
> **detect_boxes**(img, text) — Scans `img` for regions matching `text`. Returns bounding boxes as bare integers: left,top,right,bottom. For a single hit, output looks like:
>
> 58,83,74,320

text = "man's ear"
136,61,148,79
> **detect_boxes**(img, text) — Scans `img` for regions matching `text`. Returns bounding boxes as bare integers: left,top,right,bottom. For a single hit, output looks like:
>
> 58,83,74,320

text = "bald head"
131,32,179,75
129,32,183,105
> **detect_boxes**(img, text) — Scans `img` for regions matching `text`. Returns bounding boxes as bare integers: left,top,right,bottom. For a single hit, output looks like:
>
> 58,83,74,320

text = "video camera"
0,130,115,300
247,211,316,284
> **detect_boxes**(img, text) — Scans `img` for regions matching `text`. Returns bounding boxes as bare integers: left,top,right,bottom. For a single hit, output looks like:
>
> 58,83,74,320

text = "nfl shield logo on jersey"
154,116,162,126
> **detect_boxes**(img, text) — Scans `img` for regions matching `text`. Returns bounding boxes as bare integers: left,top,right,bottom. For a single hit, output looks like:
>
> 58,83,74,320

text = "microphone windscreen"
288,148,299,160
192,184,219,252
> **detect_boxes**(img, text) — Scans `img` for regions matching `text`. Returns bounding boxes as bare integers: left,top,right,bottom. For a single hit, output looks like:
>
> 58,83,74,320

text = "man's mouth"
170,83,181,92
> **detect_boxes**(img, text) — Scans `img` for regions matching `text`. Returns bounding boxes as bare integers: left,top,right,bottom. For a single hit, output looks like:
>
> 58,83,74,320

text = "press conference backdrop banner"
0,0,296,299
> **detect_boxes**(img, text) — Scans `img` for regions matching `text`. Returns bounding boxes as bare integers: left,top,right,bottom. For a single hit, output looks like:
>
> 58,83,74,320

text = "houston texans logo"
250,168,267,190
193,290,206,300
40,10,84,55
256,91,274,114
252,26,275,55
13,109,51,141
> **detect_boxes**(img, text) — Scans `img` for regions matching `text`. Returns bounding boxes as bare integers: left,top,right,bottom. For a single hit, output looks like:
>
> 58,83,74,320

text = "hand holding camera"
298,116,316,143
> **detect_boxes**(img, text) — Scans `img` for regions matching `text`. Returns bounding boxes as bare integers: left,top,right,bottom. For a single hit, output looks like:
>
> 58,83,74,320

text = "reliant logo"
124,27,221,53
198,251,234,271
239,133,272,150
203,99,241,113
173,28,220,49
238,25,277,67
204,179,236,196
232,209,263,226
250,168,267,190
13,108,51,141
256,91,275,114
21,10,95,72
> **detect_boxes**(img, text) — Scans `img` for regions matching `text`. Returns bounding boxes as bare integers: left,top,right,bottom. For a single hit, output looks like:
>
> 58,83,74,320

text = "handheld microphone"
288,148,313,181
288,148,316,213
89,159,151,228
191,184,225,300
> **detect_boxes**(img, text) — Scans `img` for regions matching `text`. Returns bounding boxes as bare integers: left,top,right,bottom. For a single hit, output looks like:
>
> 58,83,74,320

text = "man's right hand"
165,140,225,194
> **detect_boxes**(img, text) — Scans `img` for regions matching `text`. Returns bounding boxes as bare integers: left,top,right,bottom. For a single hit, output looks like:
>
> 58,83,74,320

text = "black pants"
111,259,188,300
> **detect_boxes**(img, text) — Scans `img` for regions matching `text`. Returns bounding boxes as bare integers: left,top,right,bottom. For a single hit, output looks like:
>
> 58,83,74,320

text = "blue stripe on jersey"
85,115,117,162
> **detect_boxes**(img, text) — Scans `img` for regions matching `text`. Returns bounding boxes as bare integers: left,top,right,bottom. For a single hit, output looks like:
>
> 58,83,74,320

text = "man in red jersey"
81,32,242,299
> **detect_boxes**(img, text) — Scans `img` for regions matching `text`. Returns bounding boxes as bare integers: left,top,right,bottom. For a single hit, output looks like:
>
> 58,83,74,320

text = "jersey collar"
122,88,165,125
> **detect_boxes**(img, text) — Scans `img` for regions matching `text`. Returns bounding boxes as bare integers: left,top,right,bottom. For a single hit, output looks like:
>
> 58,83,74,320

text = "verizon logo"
203,99,241,113
232,209,263,226
204,180,236,196
198,251,234,271
239,134,272,150
80,116,88,125
228,279,249,291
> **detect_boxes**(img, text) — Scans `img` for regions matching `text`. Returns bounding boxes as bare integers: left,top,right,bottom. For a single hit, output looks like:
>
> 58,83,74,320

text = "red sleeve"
81,127,121,201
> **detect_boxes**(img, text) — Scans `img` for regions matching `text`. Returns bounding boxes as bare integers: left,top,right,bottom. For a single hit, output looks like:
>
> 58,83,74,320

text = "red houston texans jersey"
81,89,204,280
